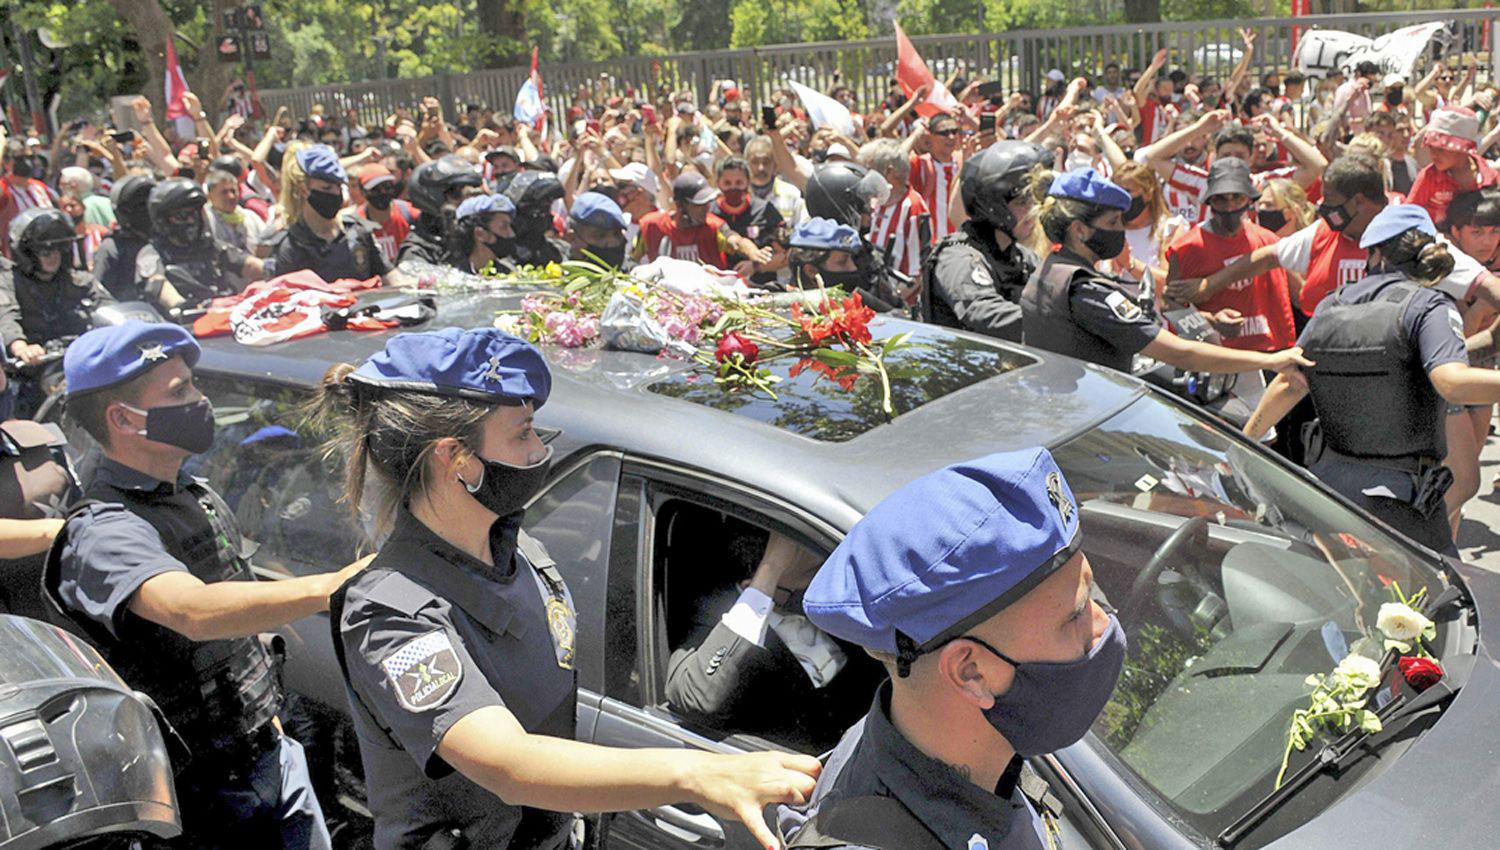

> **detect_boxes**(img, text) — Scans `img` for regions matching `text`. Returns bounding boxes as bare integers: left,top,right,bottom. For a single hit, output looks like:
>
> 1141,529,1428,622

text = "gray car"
44,288,1498,850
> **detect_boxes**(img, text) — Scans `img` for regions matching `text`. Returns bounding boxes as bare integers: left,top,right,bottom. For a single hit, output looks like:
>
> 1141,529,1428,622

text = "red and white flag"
163,36,192,120
894,21,960,118
514,47,546,132
0,68,9,90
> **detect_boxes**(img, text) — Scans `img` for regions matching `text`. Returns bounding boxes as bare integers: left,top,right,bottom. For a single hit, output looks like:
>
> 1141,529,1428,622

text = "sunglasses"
932,127,962,138
165,210,201,225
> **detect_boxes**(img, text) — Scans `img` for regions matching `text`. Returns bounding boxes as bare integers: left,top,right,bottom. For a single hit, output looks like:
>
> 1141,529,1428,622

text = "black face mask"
123,398,216,455
10,156,37,180
307,188,344,220
583,242,627,268
751,180,774,200
1318,199,1353,232
1124,195,1147,223
1211,204,1250,233
1083,225,1126,261
461,445,554,518
483,229,517,259
1385,89,1404,107
366,192,395,211
816,267,867,291
1257,207,1288,233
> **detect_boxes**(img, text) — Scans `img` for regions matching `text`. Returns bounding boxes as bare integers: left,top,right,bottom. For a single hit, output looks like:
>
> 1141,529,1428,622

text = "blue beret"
789,217,862,252
570,192,628,230
804,448,1082,662
64,321,200,397
350,327,551,407
296,144,347,184
1360,203,1437,249
455,193,516,222
1048,167,1131,211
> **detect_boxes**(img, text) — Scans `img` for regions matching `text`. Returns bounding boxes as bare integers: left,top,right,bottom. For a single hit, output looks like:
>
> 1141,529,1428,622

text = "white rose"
494,314,523,335
1334,654,1382,691
1376,602,1432,642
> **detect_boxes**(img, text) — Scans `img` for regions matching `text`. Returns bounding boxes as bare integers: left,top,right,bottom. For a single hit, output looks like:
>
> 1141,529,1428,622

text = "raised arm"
1138,109,1230,181
1254,113,1326,189
1225,28,1258,104
1133,48,1168,109
130,97,182,176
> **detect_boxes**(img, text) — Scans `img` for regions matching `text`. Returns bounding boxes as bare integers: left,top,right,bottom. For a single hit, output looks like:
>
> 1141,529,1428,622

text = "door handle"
643,804,726,845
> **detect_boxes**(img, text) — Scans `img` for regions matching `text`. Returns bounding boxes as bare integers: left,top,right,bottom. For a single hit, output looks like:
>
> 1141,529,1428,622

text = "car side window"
521,453,621,694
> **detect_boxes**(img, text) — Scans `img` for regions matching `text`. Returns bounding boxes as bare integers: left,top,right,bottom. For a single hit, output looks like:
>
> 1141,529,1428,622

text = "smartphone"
641,103,658,125
979,113,996,132
976,80,1007,98
762,105,778,130
109,130,137,144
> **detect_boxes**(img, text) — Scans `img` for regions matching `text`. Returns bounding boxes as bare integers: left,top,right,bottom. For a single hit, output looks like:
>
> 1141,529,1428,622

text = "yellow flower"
544,262,564,279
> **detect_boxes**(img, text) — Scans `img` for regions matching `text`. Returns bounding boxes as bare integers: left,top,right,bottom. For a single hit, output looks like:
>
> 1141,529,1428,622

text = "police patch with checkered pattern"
381,631,463,712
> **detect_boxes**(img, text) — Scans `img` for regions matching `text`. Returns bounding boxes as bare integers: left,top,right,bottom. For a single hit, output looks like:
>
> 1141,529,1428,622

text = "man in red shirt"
637,172,767,270
908,112,961,240
353,164,417,266
1132,49,1179,147
1407,106,1500,227
1165,158,1296,353
0,137,57,259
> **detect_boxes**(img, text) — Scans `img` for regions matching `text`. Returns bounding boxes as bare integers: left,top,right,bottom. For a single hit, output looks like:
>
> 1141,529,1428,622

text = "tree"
476,0,527,67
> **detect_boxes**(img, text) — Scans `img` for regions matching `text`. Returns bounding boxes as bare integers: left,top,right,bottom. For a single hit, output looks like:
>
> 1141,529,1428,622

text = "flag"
0,69,9,90
787,80,857,138
894,21,960,118
246,70,265,120
163,35,192,120
514,47,546,132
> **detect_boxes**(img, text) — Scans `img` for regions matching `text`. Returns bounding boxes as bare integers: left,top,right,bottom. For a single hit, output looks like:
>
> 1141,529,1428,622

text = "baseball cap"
358,164,396,190
609,162,660,197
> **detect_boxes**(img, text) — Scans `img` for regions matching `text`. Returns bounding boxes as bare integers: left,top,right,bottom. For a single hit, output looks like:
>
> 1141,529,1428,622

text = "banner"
894,21,960,117
1293,21,1451,79
786,80,857,138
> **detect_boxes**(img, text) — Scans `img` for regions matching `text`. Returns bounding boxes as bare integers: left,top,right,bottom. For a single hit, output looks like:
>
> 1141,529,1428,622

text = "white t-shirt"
1274,222,1486,300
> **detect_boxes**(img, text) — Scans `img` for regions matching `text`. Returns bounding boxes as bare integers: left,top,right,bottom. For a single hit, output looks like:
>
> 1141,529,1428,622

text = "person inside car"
777,448,1123,850
666,528,880,749
315,328,820,850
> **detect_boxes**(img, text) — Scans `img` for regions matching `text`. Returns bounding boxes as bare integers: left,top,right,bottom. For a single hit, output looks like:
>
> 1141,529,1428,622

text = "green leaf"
809,348,861,366
1384,639,1411,653
1359,710,1383,734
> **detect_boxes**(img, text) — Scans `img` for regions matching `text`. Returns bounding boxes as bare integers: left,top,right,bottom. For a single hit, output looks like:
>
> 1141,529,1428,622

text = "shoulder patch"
1104,290,1144,322
382,630,463,712
1448,306,1465,341
971,264,994,288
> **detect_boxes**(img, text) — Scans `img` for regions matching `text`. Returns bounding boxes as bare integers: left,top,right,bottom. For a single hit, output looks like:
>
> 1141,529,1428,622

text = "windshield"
1051,396,1454,844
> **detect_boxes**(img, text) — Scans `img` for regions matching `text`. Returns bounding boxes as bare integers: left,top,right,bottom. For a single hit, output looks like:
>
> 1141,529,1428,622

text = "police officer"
568,191,631,270
449,193,518,274
0,209,115,363
921,141,1050,341
788,218,893,309
0,418,75,617
1246,205,1500,555
503,170,570,266
1021,168,1311,379
316,328,818,850
804,163,903,308
46,322,366,848
397,154,485,266
777,448,1123,850
265,145,399,284
91,174,156,301
136,177,265,310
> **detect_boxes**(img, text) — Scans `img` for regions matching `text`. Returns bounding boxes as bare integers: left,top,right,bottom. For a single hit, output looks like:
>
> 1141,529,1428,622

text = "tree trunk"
106,0,173,122
1123,0,1161,24
476,0,527,68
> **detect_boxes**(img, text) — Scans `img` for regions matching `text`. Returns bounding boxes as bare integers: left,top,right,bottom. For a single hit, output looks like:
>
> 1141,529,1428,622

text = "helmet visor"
853,169,892,210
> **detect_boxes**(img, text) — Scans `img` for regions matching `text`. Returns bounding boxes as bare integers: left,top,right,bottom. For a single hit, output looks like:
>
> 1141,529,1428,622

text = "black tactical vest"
1021,252,1137,372
46,477,283,765
1299,275,1446,461
152,240,235,304
919,224,1035,327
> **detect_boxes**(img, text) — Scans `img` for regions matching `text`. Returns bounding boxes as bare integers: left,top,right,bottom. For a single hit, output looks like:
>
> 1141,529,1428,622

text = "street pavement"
1457,431,1500,574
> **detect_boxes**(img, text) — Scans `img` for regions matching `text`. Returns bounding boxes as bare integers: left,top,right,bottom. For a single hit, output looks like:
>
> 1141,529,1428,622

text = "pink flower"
544,311,574,336
662,316,693,341
575,315,600,341
521,293,549,315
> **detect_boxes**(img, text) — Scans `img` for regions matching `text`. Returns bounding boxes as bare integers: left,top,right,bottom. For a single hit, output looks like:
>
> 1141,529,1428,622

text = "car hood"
1269,560,1500,848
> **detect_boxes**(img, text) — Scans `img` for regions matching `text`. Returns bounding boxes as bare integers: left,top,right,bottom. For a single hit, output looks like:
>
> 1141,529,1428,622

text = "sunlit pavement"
1457,431,1500,573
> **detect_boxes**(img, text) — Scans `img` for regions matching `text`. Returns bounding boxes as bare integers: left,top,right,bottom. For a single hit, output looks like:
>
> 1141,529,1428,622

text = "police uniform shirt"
54,457,226,639
0,267,116,347
90,231,150,301
1061,249,1163,356
136,239,252,298
777,682,1048,850
266,217,393,282
338,507,577,850
396,227,447,267
926,223,1037,341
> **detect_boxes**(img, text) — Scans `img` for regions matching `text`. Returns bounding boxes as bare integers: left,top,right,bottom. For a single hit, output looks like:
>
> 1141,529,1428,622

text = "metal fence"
257,9,1499,125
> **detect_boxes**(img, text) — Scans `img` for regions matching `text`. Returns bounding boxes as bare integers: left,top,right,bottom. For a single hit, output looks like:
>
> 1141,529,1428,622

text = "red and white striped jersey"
1163,161,1300,223
909,153,958,241
0,178,57,259
1139,98,1179,146
868,189,931,282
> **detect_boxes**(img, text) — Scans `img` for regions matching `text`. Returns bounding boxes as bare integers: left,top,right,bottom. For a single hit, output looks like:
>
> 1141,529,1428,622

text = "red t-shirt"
1167,221,1296,352
1407,154,1500,227
1138,97,1179,146
638,209,731,268
357,200,416,265
1290,220,1370,314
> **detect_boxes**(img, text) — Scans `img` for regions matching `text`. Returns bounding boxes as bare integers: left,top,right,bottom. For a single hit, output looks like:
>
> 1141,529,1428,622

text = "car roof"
195,287,1145,531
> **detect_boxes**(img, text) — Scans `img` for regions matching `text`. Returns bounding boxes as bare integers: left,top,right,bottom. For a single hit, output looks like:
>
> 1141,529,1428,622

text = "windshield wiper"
1217,654,1472,848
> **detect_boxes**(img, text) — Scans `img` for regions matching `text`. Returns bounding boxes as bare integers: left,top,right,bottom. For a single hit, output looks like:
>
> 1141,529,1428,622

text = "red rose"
1398,656,1444,692
714,332,759,365
833,293,875,345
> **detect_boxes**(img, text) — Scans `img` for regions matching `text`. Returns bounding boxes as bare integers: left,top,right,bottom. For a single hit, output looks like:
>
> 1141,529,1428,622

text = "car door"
592,462,847,850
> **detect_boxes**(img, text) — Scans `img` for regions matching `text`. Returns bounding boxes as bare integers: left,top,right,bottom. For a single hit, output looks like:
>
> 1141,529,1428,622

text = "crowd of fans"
2,29,1500,541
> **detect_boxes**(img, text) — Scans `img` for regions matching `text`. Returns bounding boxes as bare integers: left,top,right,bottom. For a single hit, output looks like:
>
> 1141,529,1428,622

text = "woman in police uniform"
1246,205,1500,555
314,327,818,850
1018,167,1313,379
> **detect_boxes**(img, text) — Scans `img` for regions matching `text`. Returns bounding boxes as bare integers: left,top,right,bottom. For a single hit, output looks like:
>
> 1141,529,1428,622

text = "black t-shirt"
712,197,784,285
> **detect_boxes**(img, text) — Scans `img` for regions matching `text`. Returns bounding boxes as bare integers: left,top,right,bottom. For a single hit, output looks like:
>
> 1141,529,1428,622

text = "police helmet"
805,162,890,229
109,174,156,237
503,171,565,239
146,177,210,246
8,208,77,279
0,615,181,846
960,141,1050,233
406,154,483,217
